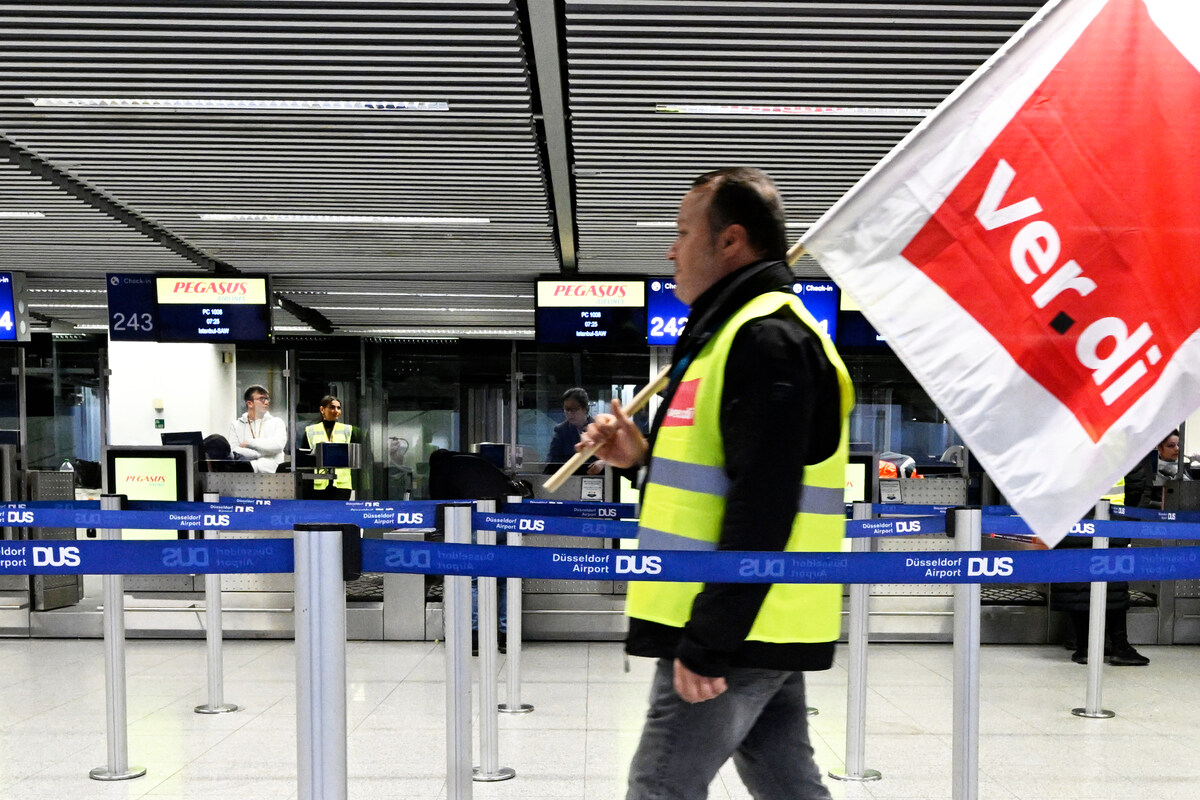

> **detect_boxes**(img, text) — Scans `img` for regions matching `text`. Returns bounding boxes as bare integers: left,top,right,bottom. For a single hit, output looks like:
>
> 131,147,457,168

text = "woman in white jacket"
228,384,287,473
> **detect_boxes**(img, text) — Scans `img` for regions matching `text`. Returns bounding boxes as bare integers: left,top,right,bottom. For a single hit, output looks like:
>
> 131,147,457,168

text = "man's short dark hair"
319,395,340,409
244,384,269,403
562,387,589,409
692,167,788,261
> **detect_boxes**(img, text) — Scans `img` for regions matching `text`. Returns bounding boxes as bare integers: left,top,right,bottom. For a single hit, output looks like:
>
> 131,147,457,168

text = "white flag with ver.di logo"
802,0,1200,547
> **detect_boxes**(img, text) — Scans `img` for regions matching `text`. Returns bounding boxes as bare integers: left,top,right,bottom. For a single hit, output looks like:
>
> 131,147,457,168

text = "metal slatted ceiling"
0,1,1050,336
0,162,203,275
0,0,557,285
274,276,533,336
565,1,1041,276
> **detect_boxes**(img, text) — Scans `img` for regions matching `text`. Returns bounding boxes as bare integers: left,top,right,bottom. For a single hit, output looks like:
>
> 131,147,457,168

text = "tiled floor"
0,638,1197,799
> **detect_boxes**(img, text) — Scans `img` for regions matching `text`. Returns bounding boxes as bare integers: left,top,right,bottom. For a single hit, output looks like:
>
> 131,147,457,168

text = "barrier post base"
472,766,516,782
498,703,533,714
1071,707,1115,719
194,703,239,715
828,768,882,783
89,765,146,782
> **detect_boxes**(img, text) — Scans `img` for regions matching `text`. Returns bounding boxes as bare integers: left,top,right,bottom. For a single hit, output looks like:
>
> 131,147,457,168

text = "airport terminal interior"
1,2,1199,799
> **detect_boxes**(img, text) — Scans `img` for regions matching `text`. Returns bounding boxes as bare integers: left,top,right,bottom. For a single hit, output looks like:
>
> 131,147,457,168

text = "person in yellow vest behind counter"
579,167,853,800
304,395,355,500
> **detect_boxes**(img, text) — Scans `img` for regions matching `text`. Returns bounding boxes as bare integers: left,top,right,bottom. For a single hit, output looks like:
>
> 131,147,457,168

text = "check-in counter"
514,467,627,640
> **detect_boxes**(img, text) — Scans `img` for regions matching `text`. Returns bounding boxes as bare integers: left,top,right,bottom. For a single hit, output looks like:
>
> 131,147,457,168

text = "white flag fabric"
802,0,1200,546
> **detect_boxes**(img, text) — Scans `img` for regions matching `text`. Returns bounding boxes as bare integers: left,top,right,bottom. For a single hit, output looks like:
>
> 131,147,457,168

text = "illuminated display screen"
0,272,28,342
646,278,688,346
792,281,839,341
107,273,273,342
535,280,647,349
113,457,179,502
836,293,886,348
106,451,189,541
844,461,867,504
645,278,840,346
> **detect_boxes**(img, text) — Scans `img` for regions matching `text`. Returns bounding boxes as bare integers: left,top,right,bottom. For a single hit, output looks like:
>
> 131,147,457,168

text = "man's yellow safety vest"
627,291,854,644
306,421,353,491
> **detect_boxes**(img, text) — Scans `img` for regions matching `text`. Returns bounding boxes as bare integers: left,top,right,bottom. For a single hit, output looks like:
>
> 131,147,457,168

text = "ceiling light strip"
30,98,449,112
199,213,490,224
654,104,930,117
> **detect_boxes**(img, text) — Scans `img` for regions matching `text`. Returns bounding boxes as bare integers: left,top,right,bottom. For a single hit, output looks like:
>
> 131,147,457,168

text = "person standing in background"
304,395,355,500
546,387,606,475
229,384,287,473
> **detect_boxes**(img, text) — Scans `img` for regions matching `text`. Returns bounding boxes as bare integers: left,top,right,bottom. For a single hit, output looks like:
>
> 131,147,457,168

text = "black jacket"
626,259,844,677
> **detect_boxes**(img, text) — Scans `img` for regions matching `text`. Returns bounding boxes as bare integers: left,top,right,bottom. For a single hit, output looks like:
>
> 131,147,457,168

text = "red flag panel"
902,0,1200,442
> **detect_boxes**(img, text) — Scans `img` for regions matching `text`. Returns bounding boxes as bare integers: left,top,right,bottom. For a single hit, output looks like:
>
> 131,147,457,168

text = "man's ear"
719,223,752,260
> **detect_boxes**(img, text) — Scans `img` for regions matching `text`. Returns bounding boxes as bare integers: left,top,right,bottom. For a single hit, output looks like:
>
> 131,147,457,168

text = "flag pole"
786,241,806,266
543,364,671,493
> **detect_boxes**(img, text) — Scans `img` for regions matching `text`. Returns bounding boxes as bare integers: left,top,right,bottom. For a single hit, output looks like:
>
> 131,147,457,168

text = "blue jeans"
627,659,831,800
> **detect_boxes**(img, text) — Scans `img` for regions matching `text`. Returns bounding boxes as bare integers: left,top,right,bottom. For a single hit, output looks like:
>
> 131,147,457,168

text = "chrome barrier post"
1073,499,1115,719
952,507,981,800
829,501,881,783
444,504,474,800
499,495,533,715
90,494,146,782
473,499,515,782
294,524,349,800
196,491,237,715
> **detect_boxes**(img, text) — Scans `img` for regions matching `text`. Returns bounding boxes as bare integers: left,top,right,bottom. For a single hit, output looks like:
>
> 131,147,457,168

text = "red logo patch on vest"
661,379,700,427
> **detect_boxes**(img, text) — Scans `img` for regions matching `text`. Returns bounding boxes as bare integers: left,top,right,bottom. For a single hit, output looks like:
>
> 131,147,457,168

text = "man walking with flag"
581,167,854,799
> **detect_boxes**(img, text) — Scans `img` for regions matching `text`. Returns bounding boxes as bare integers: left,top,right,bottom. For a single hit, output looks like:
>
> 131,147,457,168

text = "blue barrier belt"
982,515,1200,542
873,503,1016,516
472,512,637,539
519,500,638,518
0,539,294,575
0,501,440,531
5,537,1200,582
1109,505,1200,524
362,540,1200,583
848,516,944,537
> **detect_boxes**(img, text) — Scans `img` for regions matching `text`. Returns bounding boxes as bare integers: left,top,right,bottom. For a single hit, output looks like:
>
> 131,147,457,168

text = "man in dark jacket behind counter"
580,167,854,800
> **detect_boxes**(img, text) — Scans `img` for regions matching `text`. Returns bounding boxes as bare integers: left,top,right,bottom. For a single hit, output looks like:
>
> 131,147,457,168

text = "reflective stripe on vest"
626,290,854,644
647,457,731,496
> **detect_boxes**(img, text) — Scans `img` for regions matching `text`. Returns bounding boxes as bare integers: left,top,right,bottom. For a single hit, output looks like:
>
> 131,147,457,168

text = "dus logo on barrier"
6,510,33,524
395,512,424,526
1070,522,1096,535
32,545,80,567
739,557,785,578
615,555,662,575
518,519,545,532
163,547,210,568
1090,553,1134,576
203,514,230,528
967,556,1014,577
385,548,432,569
895,520,923,534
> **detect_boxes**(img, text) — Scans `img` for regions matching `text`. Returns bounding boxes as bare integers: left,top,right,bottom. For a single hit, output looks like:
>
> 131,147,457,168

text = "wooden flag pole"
786,241,807,266
542,364,672,493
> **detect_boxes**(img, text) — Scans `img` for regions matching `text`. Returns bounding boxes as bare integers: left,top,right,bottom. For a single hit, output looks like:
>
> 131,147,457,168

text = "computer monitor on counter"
845,452,878,504
102,445,195,540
